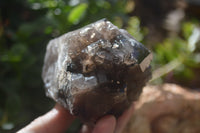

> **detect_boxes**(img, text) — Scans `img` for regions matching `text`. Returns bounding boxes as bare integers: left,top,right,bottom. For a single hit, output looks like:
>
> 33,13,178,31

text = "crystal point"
42,19,152,123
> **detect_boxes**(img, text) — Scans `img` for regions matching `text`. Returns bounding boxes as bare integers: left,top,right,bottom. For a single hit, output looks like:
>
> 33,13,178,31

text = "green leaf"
68,3,88,24
182,22,194,40
126,17,144,42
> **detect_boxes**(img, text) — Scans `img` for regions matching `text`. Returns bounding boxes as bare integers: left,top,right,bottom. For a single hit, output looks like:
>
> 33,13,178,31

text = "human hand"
17,103,134,133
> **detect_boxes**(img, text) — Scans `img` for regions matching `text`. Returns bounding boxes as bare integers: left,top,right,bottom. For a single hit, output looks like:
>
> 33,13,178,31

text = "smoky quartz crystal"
42,19,152,123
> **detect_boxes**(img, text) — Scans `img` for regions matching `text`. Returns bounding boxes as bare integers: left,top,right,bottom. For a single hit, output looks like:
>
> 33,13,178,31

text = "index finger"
17,104,75,133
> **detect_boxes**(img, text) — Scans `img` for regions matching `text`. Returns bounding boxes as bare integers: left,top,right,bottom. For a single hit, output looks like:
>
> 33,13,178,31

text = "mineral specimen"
42,19,152,123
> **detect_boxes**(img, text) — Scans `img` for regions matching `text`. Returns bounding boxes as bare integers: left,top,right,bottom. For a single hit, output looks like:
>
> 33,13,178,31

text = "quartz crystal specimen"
42,19,152,123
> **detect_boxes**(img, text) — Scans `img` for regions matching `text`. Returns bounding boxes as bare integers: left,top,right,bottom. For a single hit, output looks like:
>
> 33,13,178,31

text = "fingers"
92,115,116,133
17,103,134,133
115,103,135,133
17,104,75,133
80,103,135,133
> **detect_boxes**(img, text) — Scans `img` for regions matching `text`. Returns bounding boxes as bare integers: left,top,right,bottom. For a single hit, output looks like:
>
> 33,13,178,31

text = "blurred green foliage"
0,0,200,132
126,16,147,42
152,20,200,84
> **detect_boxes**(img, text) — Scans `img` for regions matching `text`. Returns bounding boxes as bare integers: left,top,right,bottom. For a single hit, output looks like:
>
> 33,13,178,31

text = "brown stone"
123,84,200,133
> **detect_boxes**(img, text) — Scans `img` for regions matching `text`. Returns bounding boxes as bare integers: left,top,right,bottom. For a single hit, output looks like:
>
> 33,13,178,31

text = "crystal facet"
42,19,152,123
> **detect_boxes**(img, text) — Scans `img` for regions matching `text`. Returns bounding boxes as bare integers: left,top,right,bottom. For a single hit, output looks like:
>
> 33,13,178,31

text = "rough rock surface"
42,19,152,123
123,84,200,133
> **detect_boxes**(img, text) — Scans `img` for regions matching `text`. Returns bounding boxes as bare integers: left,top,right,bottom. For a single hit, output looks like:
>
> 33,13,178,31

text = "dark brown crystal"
42,19,152,123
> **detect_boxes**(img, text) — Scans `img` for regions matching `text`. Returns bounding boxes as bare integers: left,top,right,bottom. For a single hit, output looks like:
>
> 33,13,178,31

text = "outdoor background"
0,0,200,132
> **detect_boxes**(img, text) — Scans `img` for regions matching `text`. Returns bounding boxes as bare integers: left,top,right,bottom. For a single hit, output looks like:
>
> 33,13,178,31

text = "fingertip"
54,103,75,121
92,115,116,133
17,104,75,133
115,102,135,133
